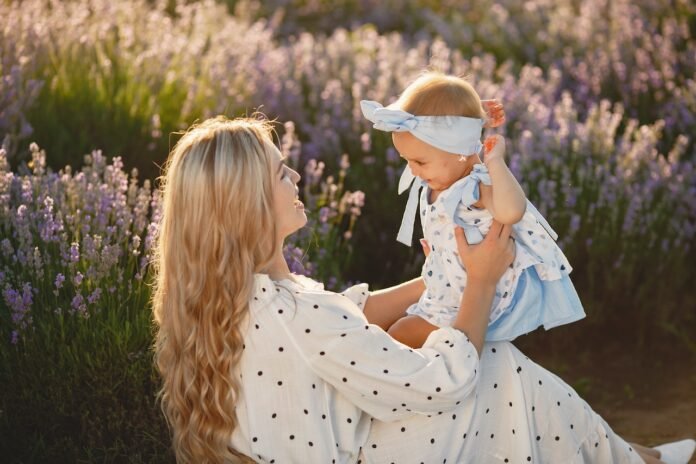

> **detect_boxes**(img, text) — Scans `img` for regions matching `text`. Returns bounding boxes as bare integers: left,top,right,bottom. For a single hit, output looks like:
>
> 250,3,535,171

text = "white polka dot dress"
365,342,644,463
407,165,586,342
230,274,642,463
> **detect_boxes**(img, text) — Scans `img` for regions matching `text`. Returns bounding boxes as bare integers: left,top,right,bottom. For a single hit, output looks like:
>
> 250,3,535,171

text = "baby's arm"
481,135,526,224
363,277,425,331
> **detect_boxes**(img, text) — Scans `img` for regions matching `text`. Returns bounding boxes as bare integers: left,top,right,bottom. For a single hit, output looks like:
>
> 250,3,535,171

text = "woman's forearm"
486,158,527,224
363,277,425,330
451,278,497,355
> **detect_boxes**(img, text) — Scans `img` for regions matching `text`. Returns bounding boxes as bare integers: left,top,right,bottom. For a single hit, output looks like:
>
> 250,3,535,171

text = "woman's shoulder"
251,273,369,313
251,273,325,299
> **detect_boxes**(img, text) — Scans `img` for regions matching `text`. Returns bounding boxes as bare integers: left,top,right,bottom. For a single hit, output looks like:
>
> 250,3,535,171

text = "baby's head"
395,71,486,118
391,71,486,192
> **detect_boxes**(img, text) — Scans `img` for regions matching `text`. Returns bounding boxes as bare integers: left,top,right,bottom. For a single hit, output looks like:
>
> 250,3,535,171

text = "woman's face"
270,144,307,240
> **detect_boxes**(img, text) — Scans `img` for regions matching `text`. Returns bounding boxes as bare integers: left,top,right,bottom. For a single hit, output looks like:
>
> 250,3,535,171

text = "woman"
152,116,693,463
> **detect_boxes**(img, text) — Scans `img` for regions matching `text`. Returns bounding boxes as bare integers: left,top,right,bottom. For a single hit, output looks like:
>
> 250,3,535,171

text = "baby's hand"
483,135,506,164
482,99,506,128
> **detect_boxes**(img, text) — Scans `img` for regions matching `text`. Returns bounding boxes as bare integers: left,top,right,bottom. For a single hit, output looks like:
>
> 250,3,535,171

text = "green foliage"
0,0,694,461
24,36,198,182
0,284,174,463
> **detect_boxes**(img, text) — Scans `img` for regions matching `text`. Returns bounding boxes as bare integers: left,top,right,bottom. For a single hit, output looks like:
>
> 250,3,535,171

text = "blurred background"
0,0,694,462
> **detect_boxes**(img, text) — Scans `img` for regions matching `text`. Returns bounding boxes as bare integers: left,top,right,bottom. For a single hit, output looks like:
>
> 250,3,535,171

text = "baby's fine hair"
395,71,487,119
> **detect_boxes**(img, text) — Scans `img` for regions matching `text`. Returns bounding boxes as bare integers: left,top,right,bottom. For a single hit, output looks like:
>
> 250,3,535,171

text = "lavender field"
1,0,695,461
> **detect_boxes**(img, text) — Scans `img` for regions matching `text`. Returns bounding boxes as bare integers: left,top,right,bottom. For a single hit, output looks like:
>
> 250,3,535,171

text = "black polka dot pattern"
236,277,636,464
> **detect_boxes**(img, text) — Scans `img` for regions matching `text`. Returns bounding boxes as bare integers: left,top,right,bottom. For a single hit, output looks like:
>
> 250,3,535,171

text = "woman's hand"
451,221,515,354
419,238,431,257
455,221,515,286
482,99,506,128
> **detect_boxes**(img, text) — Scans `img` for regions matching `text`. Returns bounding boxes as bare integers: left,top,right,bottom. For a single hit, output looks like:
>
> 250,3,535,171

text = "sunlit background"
1,0,694,462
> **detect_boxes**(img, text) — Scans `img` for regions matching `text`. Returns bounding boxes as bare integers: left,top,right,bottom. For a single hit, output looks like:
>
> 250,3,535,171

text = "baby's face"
392,131,474,193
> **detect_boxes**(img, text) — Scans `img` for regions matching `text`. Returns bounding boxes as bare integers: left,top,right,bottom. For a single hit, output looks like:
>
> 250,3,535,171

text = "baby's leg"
387,315,439,348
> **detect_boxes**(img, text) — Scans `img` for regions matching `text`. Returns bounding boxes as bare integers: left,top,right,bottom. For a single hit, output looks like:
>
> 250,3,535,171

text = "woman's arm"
367,222,515,354
272,222,513,421
451,221,515,354
481,135,526,224
363,276,425,331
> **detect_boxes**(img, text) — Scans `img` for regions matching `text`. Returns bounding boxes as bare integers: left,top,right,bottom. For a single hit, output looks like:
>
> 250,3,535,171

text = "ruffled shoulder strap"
442,164,491,219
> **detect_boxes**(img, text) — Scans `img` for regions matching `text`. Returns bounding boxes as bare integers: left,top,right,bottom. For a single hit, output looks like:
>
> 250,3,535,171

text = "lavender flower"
71,294,87,317
69,242,80,263
87,287,102,305
3,282,33,343
0,0,693,347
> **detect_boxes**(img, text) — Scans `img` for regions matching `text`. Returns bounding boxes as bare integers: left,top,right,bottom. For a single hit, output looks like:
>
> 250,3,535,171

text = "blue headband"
360,100,486,245
360,100,485,156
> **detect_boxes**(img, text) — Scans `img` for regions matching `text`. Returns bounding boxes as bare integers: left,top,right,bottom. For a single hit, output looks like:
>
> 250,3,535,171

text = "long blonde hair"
152,116,278,463
395,70,487,119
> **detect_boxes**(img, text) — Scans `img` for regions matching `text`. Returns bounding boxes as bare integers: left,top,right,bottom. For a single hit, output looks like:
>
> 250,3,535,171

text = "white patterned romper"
406,164,586,341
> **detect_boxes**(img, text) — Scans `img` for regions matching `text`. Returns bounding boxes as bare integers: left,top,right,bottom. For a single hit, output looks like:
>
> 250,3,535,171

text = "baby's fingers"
482,99,502,110
482,100,506,128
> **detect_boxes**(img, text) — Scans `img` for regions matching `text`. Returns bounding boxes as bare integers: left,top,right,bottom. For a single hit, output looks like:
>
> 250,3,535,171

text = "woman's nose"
291,169,301,184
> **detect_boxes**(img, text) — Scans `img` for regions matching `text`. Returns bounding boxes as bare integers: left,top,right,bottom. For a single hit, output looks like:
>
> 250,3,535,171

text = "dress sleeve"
270,282,480,422
340,283,370,311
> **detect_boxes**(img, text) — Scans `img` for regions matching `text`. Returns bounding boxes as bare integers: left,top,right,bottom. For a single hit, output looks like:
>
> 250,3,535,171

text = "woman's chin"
283,215,308,239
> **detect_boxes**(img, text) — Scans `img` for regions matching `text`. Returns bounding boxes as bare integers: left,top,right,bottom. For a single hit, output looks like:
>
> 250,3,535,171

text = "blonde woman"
152,116,693,464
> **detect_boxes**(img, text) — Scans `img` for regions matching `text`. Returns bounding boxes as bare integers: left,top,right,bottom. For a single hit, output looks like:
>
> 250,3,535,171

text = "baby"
361,71,585,347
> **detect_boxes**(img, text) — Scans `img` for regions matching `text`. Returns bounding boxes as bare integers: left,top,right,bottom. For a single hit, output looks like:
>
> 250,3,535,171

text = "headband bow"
360,100,485,156
360,100,485,245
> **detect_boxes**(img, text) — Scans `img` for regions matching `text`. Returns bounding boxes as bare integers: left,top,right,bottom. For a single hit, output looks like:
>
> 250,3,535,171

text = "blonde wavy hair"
395,70,487,119
152,116,278,463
